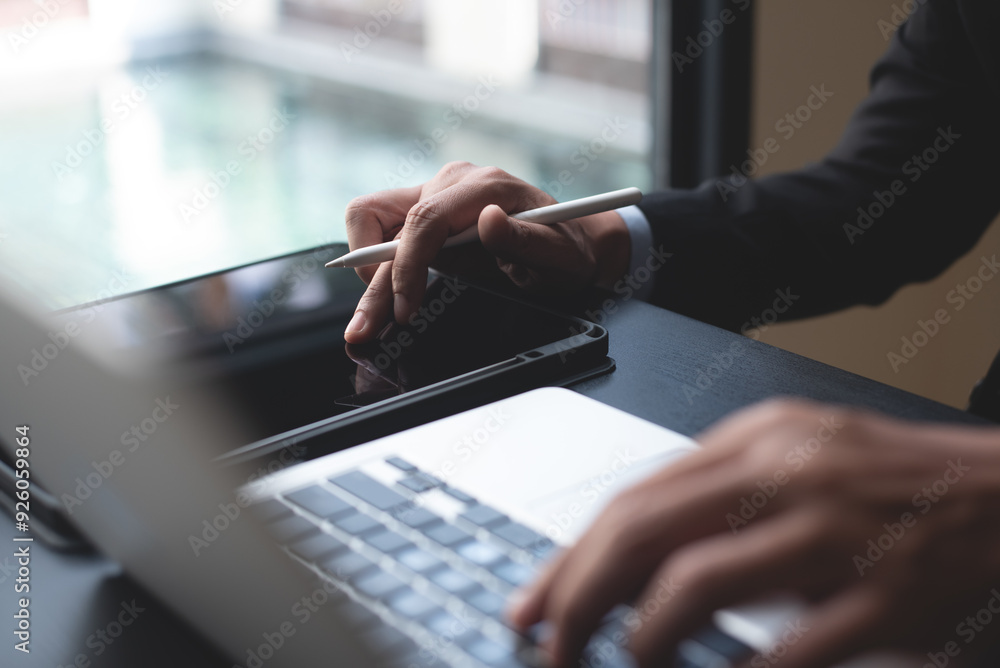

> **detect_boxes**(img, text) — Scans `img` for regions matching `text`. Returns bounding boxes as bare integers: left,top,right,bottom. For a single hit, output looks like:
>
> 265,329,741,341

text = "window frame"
651,0,755,189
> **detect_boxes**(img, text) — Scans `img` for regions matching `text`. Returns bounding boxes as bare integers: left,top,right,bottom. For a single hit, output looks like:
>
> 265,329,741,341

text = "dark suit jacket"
638,0,1000,418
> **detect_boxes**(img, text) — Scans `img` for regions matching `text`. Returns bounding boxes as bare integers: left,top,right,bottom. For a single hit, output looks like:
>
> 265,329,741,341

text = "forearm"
638,0,1000,331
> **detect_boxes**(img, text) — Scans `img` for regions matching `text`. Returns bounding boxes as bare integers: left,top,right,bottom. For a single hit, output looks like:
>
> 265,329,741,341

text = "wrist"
590,210,630,290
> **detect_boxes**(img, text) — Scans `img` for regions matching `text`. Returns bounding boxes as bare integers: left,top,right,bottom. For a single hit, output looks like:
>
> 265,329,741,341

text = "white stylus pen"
325,187,643,269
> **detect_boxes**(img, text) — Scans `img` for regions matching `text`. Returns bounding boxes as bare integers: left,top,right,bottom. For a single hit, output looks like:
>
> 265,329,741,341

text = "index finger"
391,174,551,322
344,185,422,284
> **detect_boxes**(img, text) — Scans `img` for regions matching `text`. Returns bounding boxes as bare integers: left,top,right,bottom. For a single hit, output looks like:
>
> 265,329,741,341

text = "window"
0,0,655,307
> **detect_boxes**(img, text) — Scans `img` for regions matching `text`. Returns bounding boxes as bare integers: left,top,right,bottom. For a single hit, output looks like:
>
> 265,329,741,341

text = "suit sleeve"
639,0,1000,332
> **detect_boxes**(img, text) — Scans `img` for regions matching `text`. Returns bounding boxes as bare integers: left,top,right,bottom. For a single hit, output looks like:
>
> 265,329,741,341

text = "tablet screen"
53,246,590,443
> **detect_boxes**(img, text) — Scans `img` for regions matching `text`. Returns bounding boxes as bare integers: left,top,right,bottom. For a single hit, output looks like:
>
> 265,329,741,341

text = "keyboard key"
288,532,347,562
441,486,475,504
364,529,412,554
466,588,506,618
462,633,519,667
423,523,475,548
460,504,507,528
490,522,553,555
334,511,383,536
456,541,505,569
285,485,353,519
585,635,632,668
493,560,536,587
396,547,445,574
330,471,409,511
355,571,407,601
675,639,730,668
397,473,440,494
424,610,474,642
532,542,559,560
253,498,293,522
321,552,377,581
428,567,478,595
689,624,754,660
386,590,439,620
392,506,443,529
385,456,418,473
268,514,319,543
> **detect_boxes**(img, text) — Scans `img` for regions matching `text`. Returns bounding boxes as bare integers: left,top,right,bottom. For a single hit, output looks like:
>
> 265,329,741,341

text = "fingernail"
394,293,411,322
346,310,366,335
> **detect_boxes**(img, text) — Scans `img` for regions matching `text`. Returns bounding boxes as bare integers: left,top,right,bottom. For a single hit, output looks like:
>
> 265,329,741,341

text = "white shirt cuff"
617,205,655,302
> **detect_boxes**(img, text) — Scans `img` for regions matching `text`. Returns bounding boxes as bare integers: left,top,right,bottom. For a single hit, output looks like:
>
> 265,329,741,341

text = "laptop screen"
0,275,375,666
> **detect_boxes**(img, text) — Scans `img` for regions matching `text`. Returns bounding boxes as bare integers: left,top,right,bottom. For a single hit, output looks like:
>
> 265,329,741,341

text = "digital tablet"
46,244,613,465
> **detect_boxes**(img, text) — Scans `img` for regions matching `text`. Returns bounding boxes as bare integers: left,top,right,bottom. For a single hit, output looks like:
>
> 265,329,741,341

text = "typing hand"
507,399,1000,668
343,161,629,343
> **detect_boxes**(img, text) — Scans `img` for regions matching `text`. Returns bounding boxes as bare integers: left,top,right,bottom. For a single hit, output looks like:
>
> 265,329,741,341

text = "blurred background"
0,0,997,410
0,0,651,308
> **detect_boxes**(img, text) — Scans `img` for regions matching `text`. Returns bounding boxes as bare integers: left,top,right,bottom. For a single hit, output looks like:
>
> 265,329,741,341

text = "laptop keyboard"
257,456,751,668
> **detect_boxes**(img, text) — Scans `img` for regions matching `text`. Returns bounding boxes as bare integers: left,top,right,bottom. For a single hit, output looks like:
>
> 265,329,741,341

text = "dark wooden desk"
0,298,986,666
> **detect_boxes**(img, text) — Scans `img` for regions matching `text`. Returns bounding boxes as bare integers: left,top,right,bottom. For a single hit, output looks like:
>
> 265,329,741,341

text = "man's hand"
343,161,629,342
507,399,1000,667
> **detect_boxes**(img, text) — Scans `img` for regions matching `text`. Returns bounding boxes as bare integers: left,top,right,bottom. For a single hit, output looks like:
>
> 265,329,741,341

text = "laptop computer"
0,278,913,668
